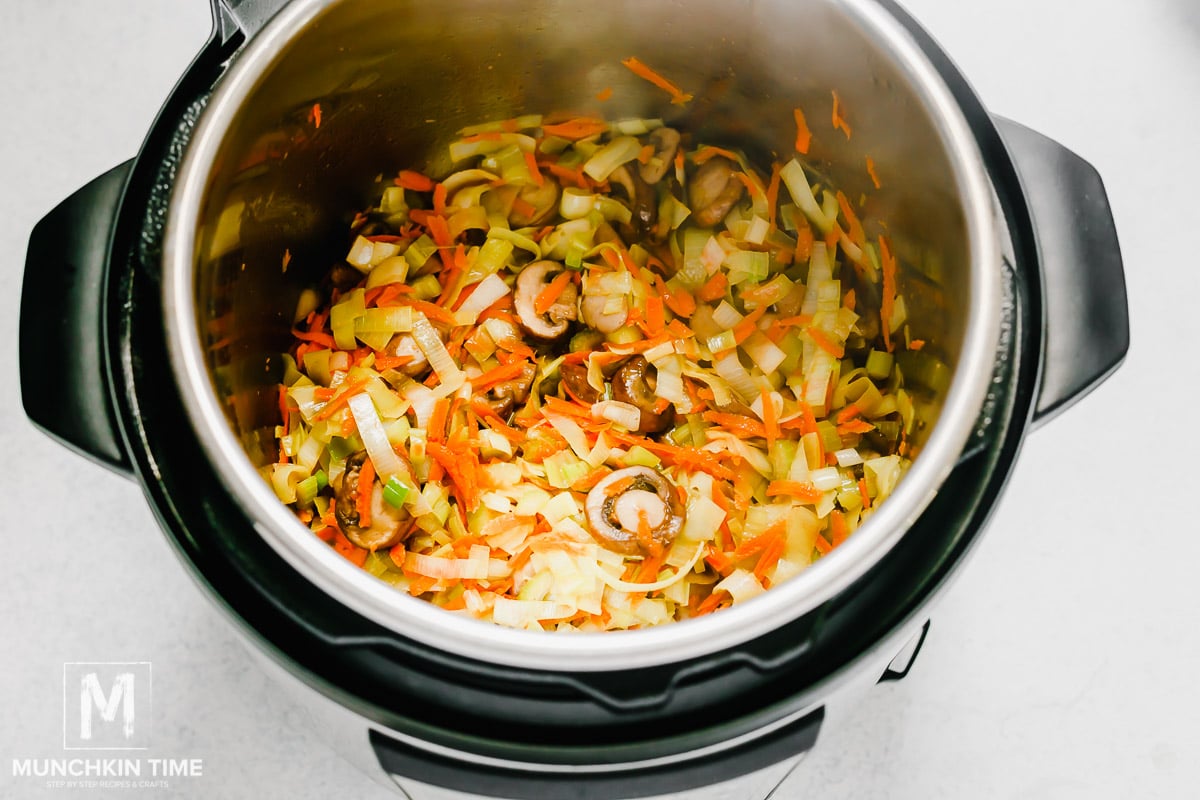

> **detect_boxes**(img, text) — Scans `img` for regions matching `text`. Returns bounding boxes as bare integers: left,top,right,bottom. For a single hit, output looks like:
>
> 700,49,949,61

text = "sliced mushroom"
509,180,561,227
585,466,684,556
610,165,657,237
612,356,674,434
386,333,429,377
688,157,746,228
335,451,409,550
639,127,680,185
514,260,578,340
581,293,629,334
560,362,601,404
486,361,537,417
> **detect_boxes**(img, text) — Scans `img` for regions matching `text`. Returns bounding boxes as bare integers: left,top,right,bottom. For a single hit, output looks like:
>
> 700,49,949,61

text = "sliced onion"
835,448,864,467
591,544,705,594
347,393,409,483
711,300,744,330
591,400,642,431
742,332,786,375
412,312,464,389
454,273,511,326
714,352,760,402
544,413,591,460
492,597,577,627
404,547,490,580
715,568,766,604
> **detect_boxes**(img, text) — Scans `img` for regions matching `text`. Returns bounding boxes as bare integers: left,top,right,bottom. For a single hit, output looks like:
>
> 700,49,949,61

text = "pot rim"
163,0,1001,671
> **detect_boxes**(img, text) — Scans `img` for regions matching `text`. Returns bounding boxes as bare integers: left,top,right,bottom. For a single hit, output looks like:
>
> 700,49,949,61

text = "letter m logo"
63,663,151,750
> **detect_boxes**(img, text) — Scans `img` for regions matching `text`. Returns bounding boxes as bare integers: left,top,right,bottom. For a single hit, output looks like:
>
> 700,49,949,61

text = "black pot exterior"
17,0,1125,797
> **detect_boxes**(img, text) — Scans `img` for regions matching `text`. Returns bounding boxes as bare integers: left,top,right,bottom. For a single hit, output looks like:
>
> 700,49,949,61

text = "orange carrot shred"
695,590,729,616
663,285,696,319
813,534,833,556
595,86,614,102
308,103,322,129
754,534,787,583
621,56,694,105
524,151,545,187
793,107,812,154
693,145,742,165
332,530,368,567
637,143,655,164
766,480,824,504
829,510,850,546
541,118,609,140
645,294,665,336
831,90,852,139
866,156,882,189
312,377,371,421
396,170,436,192
806,326,845,359
858,478,872,510
534,269,573,315
697,272,728,303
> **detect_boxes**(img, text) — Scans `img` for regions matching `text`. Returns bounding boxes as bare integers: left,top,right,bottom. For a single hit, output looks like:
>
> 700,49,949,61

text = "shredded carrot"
595,86,614,102
836,191,866,247
795,222,814,263
695,589,730,616
312,376,371,421
621,56,693,105
673,149,685,176
880,235,897,352
702,411,767,439
693,145,742,165
765,162,782,228
473,360,533,394
534,269,574,315
332,530,368,567
858,478,872,510
793,107,812,154
766,480,824,504
705,544,734,575
731,305,768,345
760,387,778,451
829,510,850,546
432,183,448,215
395,170,436,192
543,161,590,189
290,328,336,349
356,456,376,528
662,285,696,319
733,522,786,560
813,534,833,556
427,397,450,443
637,143,655,164
836,419,875,436
523,151,545,187
511,196,538,221
645,294,666,335
835,403,862,425
754,533,787,583
831,90,852,139
909,339,925,351
541,118,609,140
806,326,845,358
308,103,322,129
866,156,882,189
697,271,728,303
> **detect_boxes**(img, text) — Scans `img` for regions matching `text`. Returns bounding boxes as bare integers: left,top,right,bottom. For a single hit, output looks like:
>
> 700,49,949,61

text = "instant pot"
19,0,1128,797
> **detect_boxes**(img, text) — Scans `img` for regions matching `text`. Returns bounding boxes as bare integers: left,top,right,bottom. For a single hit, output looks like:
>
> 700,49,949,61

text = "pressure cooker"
19,0,1128,797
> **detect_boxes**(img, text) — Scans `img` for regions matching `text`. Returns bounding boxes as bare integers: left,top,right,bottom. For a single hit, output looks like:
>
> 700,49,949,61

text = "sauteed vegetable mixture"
270,97,926,630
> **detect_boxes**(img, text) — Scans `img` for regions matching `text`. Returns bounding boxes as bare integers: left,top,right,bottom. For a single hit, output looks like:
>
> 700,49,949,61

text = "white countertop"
1,1,1194,798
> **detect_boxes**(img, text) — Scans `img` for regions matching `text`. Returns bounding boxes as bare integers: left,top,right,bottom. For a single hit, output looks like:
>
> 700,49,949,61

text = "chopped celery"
624,446,661,468
404,234,438,271
383,476,411,509
409,274,442,301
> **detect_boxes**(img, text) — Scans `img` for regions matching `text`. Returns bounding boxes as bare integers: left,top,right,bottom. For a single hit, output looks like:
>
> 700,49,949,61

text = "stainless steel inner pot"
164,0,1000,671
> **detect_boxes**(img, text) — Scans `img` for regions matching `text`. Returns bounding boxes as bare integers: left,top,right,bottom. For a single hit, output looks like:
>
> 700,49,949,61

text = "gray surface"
0,1,1195,798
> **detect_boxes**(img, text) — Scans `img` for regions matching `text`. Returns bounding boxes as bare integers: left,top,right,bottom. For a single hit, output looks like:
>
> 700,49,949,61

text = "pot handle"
370,708,821,800
211,0,291,45
20,162,134,477
995,118,1129,427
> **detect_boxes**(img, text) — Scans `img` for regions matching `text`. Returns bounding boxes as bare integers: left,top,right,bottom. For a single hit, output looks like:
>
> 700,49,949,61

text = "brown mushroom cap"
585,466,685,556
335,451,409,550
610,165,657,238
611,356,674,434
639,127,680,185
560,361,601,404
688,157,746,228
514,260,578,340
